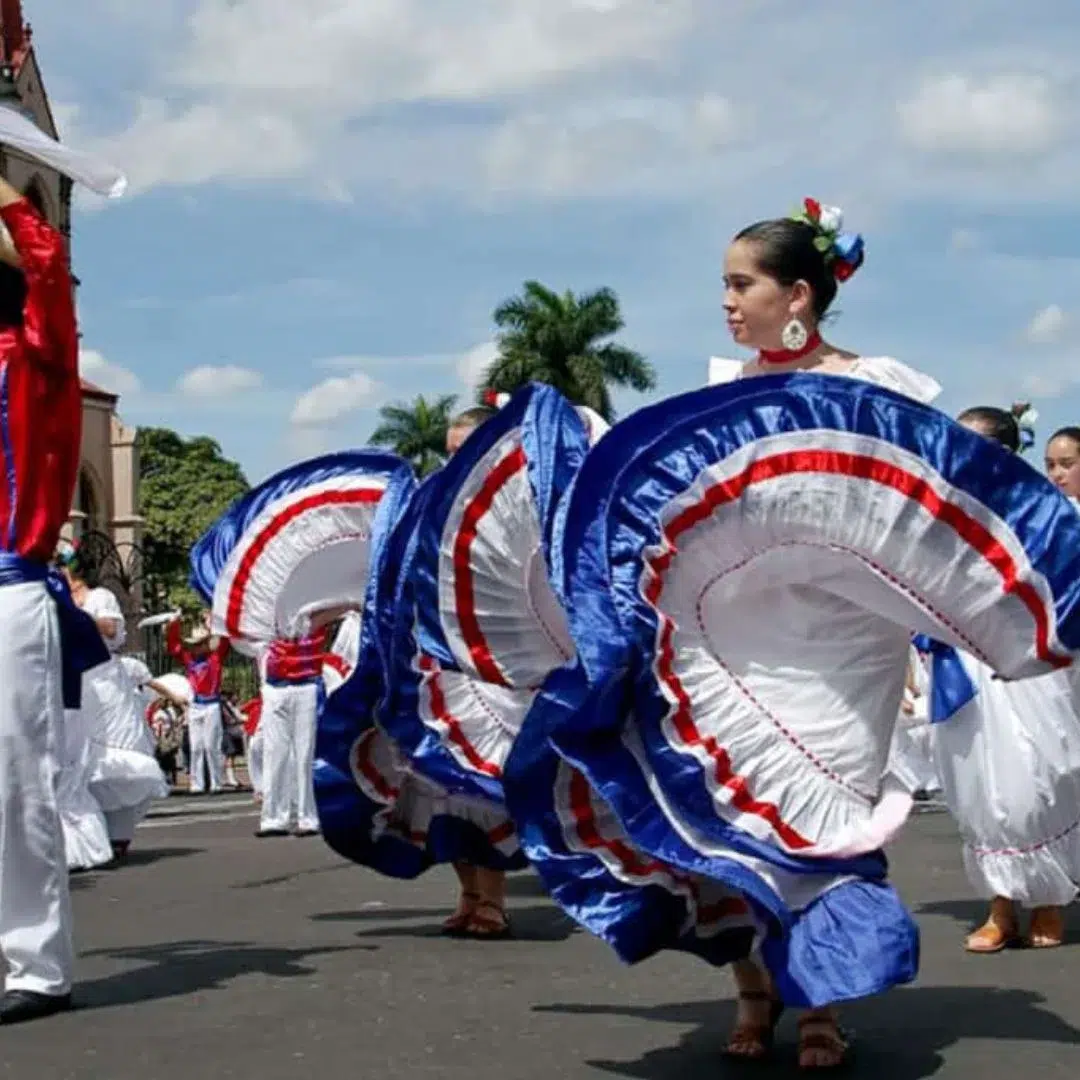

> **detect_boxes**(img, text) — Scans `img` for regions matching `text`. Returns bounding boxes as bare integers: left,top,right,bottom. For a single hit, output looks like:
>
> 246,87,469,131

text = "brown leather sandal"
459,900,512,940
723,991,785,1061
441,890,480,936
966,920,1017,952
797,1013,852,1070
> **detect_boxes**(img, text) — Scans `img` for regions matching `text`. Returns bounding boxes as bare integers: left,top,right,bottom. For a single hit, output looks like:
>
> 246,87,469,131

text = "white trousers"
245,729,264,795
259,682,319,832
0,581,74,994
187,702,224,794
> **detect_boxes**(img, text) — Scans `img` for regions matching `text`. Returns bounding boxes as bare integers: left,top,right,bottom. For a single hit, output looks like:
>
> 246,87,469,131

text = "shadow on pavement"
504,872,552,899
68,848,203,891
75,939,374,1010
314,902,577,943
233,861,355,890
538,985,1080,1078
120,846,204,869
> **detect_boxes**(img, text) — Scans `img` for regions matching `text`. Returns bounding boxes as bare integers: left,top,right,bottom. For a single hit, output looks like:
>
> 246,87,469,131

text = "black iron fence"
79,529,260,701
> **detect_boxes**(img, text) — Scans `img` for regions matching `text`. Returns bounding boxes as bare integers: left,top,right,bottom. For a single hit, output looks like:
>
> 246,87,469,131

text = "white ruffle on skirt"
82,659,169,830
932,656,1080,906
56,708,113,871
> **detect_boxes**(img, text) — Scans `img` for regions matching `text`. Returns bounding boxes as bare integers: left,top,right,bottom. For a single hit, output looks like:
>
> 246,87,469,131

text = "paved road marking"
149,798,255,817
142,809,260,829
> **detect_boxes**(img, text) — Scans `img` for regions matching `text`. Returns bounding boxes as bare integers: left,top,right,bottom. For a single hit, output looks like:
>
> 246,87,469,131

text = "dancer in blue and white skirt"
504,199,1080,1070
920,408,1080,953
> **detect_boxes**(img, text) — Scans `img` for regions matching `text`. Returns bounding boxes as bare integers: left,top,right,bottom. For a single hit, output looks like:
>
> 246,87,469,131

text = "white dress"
929,641,1080,905
80,588,170,842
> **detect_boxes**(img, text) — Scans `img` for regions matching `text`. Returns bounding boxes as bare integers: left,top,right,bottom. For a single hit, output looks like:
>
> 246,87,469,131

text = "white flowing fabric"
887,650,941,796
931,655,1080,906
0,104,126,197
56,705,112,871
702,356,943,857
80,589,168,839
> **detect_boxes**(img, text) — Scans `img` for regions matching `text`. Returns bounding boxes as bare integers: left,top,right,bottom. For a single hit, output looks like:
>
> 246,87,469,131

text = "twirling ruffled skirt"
503,372,1080,1006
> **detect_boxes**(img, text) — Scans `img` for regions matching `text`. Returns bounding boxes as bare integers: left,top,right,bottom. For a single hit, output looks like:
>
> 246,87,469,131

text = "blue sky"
26,0,1080,481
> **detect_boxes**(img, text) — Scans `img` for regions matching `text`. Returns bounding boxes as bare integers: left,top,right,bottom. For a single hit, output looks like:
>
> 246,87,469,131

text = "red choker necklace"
758,330,822,365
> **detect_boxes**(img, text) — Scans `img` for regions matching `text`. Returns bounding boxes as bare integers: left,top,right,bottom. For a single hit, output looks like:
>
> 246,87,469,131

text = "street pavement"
4,798,1080,1080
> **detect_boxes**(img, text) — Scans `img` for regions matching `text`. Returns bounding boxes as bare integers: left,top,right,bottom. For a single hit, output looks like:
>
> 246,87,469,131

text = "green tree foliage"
137,428,249,611
369,393,457,476
481,280,656,420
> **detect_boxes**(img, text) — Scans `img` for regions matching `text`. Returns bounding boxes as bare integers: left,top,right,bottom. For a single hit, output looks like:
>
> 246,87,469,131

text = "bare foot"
797,1009,850,1070
1028,905,1064,948
724,990,783,1060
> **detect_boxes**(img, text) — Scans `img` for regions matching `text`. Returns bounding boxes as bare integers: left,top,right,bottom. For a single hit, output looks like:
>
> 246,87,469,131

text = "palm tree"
481,281,656,420
369,393,457,476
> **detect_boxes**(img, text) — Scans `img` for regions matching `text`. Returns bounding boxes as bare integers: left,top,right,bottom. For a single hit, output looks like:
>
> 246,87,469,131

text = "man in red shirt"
166,615,230,794
0,176,102,1023
257,603,358,838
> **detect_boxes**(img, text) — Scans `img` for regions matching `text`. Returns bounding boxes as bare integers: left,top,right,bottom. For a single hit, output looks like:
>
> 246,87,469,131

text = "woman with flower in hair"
508,198,1053,1072
713,200,939,1065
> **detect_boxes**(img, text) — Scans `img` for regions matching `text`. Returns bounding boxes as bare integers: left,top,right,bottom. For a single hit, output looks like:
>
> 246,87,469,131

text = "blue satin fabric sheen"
312,465,427,875
506,372,1080,1006
389,383,590,812
0,554,109,709
314,461,526,875
911,634,978,722
188,449,410,604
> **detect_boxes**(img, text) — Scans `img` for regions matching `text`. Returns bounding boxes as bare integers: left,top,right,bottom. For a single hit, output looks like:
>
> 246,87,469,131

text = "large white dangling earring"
780,318,808,351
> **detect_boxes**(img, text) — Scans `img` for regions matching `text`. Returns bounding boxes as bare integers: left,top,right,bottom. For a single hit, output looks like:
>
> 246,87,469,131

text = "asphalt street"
3,797,1079,1080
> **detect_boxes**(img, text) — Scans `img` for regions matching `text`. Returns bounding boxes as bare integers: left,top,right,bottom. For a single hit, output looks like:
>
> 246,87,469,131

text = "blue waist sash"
264,674,322,688
0,553,109,709
192,694,220,706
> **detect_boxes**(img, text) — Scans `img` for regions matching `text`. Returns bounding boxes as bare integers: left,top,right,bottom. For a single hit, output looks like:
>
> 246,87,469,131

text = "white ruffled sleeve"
849,357,942,405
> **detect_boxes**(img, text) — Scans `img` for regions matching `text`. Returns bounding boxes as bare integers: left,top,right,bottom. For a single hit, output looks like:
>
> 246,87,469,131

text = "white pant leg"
186,704,209,793
0,581,74,995
203,704,225,793
247,729,264,795
259,685,295,831
293,683,320,832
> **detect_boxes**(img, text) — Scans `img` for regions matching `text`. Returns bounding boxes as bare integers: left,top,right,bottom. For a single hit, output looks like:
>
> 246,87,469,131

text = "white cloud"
78,0,694,196
291,372,380,425
1026,304,1068,345
897,74,1060,156
58,4,1080,211
948,228,980,252
456,342,498,392
79,348,141,395
177,364,263,396
482,93,739,196
1020,361,1080,398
